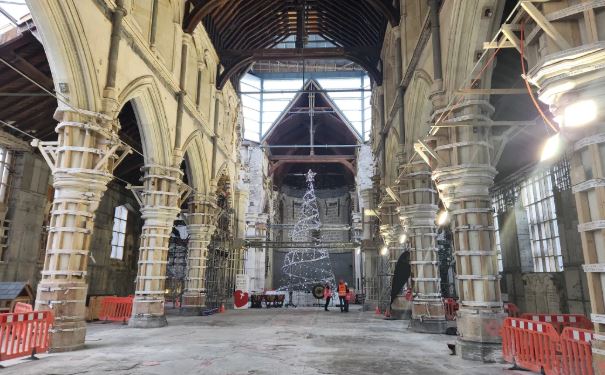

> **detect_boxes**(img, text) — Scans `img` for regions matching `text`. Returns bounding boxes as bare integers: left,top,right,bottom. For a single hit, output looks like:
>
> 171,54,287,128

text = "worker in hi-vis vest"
337,280,349,313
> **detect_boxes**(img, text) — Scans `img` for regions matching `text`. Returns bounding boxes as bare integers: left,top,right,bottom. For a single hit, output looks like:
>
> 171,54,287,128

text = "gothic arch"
405,69,433,150
182,131,210,195
26,0,102,112
117,76,172,166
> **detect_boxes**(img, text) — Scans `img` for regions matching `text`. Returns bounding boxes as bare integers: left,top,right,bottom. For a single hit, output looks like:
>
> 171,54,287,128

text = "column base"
128,315,167,328
179,306,203,316
456,338,503,363
180,293,206,315
390,296,412,320
455,308,507,363
409,318,448,334
48,321,87,352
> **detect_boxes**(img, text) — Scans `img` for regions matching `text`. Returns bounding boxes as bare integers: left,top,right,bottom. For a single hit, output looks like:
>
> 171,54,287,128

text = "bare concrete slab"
4,307,535,375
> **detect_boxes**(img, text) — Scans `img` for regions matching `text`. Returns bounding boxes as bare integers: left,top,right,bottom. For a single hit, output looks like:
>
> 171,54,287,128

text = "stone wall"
0,151,50,287
498,187,590,315
87,182,142,297
0,150,141,297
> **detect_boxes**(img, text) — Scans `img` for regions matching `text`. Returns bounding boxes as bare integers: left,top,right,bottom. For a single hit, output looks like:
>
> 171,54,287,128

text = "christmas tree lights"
280,170,336,291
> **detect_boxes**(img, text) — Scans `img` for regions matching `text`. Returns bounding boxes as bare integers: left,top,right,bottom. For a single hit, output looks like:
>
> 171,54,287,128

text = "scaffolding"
166,227,188,307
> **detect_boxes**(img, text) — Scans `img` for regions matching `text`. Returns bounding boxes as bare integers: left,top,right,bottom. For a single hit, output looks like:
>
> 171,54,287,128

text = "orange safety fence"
521,313,593,334
559,327,593,375
501,317,560,375
13,302,33,314
98,296,133,323
504,303,520,317
0,311,53,361
444,298,459,321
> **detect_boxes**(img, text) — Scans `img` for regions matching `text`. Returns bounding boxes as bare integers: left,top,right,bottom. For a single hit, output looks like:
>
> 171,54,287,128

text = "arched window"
111,205,128,260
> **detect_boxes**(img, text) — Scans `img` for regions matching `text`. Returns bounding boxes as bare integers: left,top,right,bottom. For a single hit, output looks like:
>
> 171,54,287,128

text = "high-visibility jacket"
338,282,347,297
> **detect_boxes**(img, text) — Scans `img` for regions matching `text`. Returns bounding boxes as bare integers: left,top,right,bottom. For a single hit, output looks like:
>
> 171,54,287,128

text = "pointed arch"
182,130,210,195
26,0,102,112
117,76,172,166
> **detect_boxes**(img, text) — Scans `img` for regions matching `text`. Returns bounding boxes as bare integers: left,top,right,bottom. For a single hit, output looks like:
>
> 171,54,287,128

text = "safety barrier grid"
13,303,33,314
444,298,459,321
0,311,53,361
521,313,593,334
501,317,560,375
98,296,133,323
559,327,593,375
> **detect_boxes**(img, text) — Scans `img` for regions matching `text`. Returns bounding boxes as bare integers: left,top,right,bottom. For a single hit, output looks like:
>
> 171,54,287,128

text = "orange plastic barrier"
98,296,133,323
501,317,560,375
521,313,593,333
559,327,593,375
444,298,459,321
0,311,53,361
504,303,520,317
13,302,33,314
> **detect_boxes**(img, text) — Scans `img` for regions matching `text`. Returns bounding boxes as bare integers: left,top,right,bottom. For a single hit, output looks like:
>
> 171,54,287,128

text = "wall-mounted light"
540,133,562,162
437,210,449,226
380,246,389,256
562,100,597,128
399,233,407,244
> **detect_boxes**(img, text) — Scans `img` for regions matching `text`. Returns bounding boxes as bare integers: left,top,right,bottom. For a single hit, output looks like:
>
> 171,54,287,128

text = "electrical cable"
520,22,558,133
0,56,144,158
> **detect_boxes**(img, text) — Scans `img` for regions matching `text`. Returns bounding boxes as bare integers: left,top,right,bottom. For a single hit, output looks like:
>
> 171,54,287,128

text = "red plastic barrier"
13,302,33,314
559,327,593,375
501,317,560,375
504,303,520,317
0,311,53,361
521,313,593,333
99,296,133,323
444,298,459,321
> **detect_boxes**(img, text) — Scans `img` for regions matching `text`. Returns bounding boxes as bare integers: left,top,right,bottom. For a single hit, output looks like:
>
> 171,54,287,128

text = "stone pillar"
32,109,129,351
528,43,605,373
399,159,446,333
181,193,217,314
129,164,188,328
430,99,505,361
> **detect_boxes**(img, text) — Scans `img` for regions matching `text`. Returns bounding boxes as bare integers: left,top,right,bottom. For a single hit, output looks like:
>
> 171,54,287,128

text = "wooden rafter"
183,0,390,89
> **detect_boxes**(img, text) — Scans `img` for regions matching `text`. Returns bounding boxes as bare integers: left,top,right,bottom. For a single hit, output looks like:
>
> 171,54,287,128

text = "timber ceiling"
0,26,56,142
183,0,399,88
0,26,144,185
264,80,359,188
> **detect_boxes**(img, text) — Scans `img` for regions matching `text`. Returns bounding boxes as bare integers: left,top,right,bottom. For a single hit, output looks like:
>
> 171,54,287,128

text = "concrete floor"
5,306,533,375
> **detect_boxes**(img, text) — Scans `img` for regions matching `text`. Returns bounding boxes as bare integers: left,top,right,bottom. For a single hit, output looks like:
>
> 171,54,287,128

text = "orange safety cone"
219,304,225,313
375,306,381,315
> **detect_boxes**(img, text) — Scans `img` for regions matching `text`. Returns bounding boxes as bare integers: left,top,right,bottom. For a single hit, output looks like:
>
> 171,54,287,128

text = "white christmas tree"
281,170,336,291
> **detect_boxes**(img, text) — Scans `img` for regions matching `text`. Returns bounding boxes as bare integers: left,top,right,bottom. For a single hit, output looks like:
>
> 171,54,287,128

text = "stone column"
528,44,605,372
129,164,188,328
430,99,505,361
399,159,446,332
181,193,217,314
32,109,130,351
